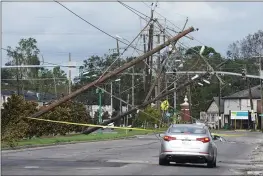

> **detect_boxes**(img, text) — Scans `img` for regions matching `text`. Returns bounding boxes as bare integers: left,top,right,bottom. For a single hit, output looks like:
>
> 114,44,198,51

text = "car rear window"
168,126,206,134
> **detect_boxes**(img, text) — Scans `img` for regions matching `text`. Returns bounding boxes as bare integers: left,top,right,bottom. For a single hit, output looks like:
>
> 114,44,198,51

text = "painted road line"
24,166,40,169
76,167,101,170
107,159,150,164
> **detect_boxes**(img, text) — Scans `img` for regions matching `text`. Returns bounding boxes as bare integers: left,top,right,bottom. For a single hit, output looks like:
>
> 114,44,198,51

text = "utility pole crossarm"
29,27,195,119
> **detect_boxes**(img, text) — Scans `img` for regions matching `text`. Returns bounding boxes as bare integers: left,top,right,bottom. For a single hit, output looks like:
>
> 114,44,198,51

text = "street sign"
230,111,249,120
259,114,263,117
161,100,169,111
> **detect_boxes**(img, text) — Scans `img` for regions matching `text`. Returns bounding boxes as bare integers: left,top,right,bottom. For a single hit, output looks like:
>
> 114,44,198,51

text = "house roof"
206,97,224,113
1,90,16,96
1,90,56,102
24,93,38,101
222,85,261,99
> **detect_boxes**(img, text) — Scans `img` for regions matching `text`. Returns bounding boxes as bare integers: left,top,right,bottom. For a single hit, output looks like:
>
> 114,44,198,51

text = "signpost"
161,100,170,125
230,111,249,130
96,88,104,134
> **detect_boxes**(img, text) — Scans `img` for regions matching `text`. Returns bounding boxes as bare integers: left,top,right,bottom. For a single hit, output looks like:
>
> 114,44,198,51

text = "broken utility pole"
83,70,213,134
29,27,195,119
83,62,227,134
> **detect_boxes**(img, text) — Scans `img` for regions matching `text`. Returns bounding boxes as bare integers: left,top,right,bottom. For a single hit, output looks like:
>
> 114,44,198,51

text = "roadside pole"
96,88,104,134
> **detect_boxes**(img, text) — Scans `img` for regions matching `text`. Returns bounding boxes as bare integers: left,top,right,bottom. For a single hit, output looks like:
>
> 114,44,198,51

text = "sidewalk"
246,136,263,176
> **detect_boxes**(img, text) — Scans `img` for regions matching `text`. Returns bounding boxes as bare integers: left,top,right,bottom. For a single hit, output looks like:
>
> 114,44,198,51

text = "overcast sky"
2,1,263,78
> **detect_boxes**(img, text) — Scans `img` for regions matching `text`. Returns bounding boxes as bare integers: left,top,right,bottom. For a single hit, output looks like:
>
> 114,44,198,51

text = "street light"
82,71,89,76
203,79,210,84
198,82,204,86
191,74,199,80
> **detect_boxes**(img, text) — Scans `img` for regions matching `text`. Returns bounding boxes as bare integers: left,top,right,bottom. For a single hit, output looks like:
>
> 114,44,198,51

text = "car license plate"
182,141,191,145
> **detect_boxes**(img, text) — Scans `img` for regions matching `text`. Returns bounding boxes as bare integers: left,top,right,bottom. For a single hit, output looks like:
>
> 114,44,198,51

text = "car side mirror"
212,134,221,140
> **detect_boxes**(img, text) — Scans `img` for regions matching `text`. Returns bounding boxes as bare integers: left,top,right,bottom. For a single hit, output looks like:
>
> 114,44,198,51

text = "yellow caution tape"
25,117,246,137
25,117,163,132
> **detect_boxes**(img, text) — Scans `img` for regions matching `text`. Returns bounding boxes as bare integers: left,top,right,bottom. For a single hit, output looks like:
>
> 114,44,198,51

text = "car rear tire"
159,157,169,166
207,159,215,168
213,158,217,167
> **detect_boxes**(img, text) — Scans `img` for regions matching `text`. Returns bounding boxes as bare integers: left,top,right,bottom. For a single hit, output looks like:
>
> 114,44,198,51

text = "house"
204,97,224,129
1,90,56,109
85,104,128,118
222,85,262,129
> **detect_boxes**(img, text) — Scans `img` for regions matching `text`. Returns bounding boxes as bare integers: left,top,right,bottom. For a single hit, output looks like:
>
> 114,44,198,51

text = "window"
168,126,206,134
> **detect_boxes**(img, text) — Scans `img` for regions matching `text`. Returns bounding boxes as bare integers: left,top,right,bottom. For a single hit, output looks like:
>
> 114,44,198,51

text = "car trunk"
165,133,209,153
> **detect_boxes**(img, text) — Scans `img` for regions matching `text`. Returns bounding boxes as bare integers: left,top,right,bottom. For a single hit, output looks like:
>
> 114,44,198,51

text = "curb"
1,135,139,153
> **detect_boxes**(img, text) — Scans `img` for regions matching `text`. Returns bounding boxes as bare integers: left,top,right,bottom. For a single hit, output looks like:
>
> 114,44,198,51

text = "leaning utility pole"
83,69,217,134
28,27,195,119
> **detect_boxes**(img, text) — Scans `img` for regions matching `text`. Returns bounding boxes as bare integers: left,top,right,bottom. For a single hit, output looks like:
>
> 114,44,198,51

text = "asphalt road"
2,131,263,175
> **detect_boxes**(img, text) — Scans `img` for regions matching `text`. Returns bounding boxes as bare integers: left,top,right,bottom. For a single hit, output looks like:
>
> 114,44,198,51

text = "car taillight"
163,136,176,141
196,137,210,143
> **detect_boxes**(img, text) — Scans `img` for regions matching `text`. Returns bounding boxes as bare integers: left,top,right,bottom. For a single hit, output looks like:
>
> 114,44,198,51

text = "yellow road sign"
161,100,169,111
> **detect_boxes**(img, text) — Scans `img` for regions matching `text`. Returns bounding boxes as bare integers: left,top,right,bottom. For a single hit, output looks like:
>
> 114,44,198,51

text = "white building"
222,85,261,129
205,97,224,129
85,105,128,118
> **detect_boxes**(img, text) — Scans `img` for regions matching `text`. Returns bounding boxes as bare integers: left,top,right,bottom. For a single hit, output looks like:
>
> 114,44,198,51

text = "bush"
1,94,38,146
1,94,92,147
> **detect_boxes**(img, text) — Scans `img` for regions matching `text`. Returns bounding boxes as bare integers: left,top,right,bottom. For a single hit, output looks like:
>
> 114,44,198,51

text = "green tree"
6,38,41,92
38,66,68,96
134,105,161,128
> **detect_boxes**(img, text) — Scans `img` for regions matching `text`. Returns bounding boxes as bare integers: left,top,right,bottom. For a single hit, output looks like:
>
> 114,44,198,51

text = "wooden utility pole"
156,34,161,112
143,34,147,92
29,27,195,119
146,8,154,96
218,66,222,129
246,64,254,130
68,53,72,94
116,39,121,113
